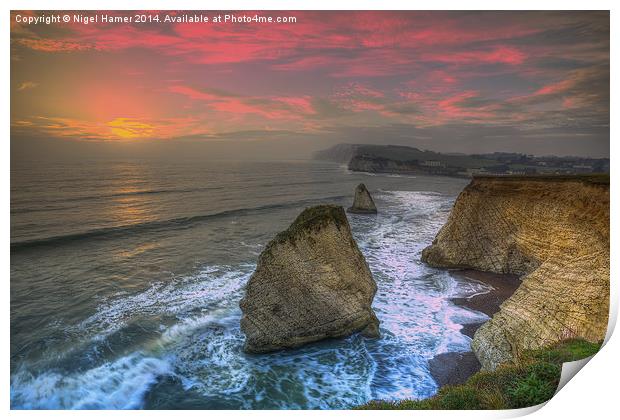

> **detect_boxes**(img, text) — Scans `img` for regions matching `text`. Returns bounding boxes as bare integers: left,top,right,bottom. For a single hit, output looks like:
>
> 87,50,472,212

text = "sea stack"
347,183,377,214
240,205,380,353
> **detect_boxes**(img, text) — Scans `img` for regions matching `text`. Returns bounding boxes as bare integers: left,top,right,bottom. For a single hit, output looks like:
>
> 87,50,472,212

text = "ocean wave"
11,194,349,251
11,188,495,409
11,179,339,211
10,186,226,210
76,265,252,342
10,353,172,409
10,265,252,409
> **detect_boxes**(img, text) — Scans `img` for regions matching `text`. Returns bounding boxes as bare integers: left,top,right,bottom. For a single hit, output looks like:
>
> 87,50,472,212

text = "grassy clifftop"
473,173,609,185
357,339,601,410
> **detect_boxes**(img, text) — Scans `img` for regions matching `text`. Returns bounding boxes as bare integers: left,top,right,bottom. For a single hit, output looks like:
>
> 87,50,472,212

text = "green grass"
473,173,609,185
356,338,601,410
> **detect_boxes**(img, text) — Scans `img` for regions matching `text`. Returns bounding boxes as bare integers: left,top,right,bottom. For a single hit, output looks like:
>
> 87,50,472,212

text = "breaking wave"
11,190,493,409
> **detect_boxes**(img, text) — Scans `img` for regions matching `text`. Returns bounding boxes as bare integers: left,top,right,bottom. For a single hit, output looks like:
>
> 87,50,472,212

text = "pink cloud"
168,85,316,120
10,11,609,139
13,12,533,73
422,46,526,65
534,78,575,96
436,91,496,120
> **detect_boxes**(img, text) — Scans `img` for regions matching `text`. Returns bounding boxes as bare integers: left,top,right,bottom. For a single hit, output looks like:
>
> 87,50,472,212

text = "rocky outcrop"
422,175,609,370
347,183,378,214
240,205,380,353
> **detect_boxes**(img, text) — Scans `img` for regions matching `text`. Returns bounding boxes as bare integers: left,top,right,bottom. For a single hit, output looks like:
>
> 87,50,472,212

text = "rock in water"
240,205,380,353
347,183,377,214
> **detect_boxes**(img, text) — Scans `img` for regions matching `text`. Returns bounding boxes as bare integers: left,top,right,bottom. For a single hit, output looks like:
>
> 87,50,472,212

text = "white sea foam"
385,174,417,178
12,189,498,409
11,266,253,409
75,265,252,340
11,353,172,409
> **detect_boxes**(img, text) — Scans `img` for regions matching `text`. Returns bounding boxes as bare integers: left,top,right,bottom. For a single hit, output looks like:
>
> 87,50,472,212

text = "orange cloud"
17,81,38,91
11,115,209,141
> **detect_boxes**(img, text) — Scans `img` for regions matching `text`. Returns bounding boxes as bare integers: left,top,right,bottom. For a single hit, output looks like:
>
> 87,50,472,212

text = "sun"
107,118,154,139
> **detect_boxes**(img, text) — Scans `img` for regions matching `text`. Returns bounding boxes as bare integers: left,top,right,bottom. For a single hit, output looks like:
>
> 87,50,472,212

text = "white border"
3,1,617,419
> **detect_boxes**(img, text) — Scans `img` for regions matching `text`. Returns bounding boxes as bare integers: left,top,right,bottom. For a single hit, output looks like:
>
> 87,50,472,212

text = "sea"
10,158,493,409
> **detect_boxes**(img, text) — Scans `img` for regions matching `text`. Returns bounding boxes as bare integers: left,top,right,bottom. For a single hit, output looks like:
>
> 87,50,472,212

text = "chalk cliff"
240,205,380,353
422,175,609,370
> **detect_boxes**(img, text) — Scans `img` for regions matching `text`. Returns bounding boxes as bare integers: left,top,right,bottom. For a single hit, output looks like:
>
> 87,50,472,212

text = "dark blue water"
10,159,490,409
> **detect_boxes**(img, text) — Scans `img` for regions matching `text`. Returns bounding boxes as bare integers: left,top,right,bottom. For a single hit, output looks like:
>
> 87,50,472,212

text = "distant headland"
313,143,609,178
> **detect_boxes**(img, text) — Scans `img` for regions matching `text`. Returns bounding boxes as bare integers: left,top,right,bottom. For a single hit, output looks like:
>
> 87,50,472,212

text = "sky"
10,11,610,159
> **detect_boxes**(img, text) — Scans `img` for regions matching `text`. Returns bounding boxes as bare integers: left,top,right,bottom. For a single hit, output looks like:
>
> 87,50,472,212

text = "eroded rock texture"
240,205,380,353
347,183,378,214
422,176,609,370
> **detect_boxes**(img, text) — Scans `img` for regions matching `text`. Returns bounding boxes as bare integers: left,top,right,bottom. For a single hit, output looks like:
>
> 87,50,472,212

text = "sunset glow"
107,118,154,139
10,11,609,155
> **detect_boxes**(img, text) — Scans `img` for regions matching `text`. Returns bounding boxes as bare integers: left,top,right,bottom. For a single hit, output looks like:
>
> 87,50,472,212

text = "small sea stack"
347,183,377,214
240,205,380,353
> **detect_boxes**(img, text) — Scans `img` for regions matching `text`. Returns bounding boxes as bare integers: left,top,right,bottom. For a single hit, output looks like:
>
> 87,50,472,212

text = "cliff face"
348,155,418,174
312,143,360,163
348,155,461,177
422,176,609,370
240,205,380,353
